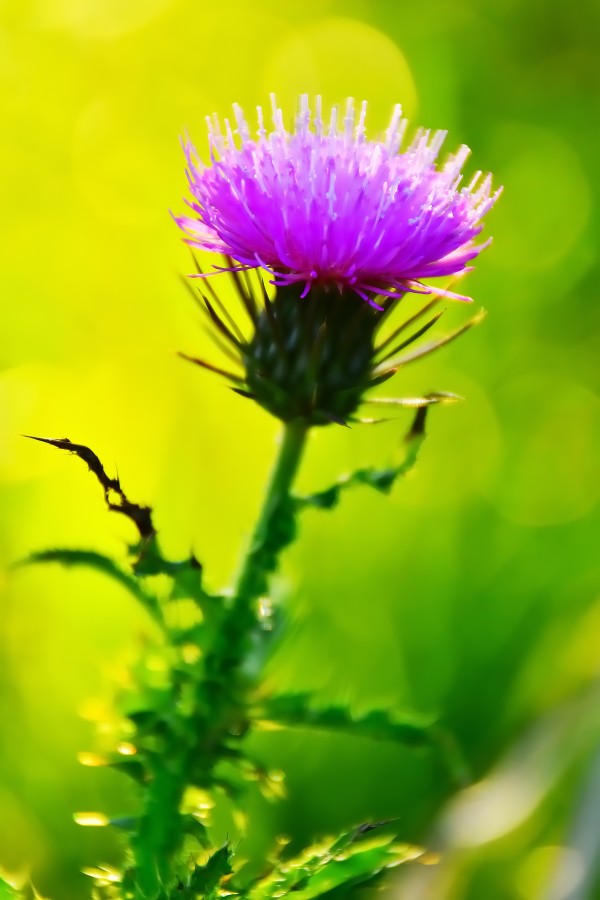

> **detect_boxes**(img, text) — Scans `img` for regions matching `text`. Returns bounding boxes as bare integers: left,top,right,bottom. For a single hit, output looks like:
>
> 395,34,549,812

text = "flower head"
176,95,500,305
175,96,500,426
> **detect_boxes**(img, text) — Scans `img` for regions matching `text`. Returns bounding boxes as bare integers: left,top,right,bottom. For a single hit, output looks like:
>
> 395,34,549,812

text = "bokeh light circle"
261,17,417,126
488,124,591,273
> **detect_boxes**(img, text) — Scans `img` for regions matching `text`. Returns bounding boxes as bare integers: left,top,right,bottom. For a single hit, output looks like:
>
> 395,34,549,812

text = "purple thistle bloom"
176,95,500,306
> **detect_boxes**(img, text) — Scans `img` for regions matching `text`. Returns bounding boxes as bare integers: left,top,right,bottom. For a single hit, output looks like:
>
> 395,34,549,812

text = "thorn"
177,351,245,384
406,407,428,440
201,295,245,349
24,435,155,540
23,435,119,492
376,309,446,364
372,307,487,375
231,387,255,399
322,413,351,428
356,818,400,835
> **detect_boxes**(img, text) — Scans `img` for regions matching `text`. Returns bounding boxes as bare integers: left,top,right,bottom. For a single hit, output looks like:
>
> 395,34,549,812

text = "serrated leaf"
294,415,426,512
253,694,435,748
253,694,469,785
242,828,424,900
21,549,164,627
24,434,155,540
188,844,234,898
133,539,221,613
170,561,207,604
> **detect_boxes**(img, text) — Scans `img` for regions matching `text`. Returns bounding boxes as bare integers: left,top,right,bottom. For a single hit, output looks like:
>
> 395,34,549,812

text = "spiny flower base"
179,262,484,426
244,284,380,425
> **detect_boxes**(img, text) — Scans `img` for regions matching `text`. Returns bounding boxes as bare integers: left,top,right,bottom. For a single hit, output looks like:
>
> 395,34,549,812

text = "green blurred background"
1,0,599,897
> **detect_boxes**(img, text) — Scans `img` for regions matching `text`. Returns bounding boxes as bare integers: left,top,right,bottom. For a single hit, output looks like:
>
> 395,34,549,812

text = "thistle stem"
233,417,309,607
131,420,309,900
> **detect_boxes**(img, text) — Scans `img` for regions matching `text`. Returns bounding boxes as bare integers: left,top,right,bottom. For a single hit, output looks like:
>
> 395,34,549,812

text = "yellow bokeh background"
1,1,599,898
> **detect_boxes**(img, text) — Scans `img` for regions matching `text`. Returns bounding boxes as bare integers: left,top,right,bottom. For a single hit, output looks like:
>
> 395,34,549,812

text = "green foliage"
255,692,432,747
185,845,233,899
0,879,21,900
2,6,598,898
21,408,445,899
252,693,469,785
294,416,426,511
242,826,424,900
90,827,426,900
21,549,164,627
0,877,41,900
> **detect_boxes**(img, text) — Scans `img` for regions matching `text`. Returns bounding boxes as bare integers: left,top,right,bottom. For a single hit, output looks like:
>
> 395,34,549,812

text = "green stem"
232,417,309,609
130,419,309,900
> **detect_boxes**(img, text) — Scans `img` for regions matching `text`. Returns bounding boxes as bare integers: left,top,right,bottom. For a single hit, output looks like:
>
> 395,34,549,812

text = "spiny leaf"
294,407,428,511
242,827,425,900
132,539,216,609
187,844,234,898
252,693,435,748
132,542,226,648
20,549,164,627
253,694,470,786
23,435,155,540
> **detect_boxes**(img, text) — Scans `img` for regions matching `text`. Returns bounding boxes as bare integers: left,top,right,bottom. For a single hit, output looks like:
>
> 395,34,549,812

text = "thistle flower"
175,96,500,425
176,95,499,305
